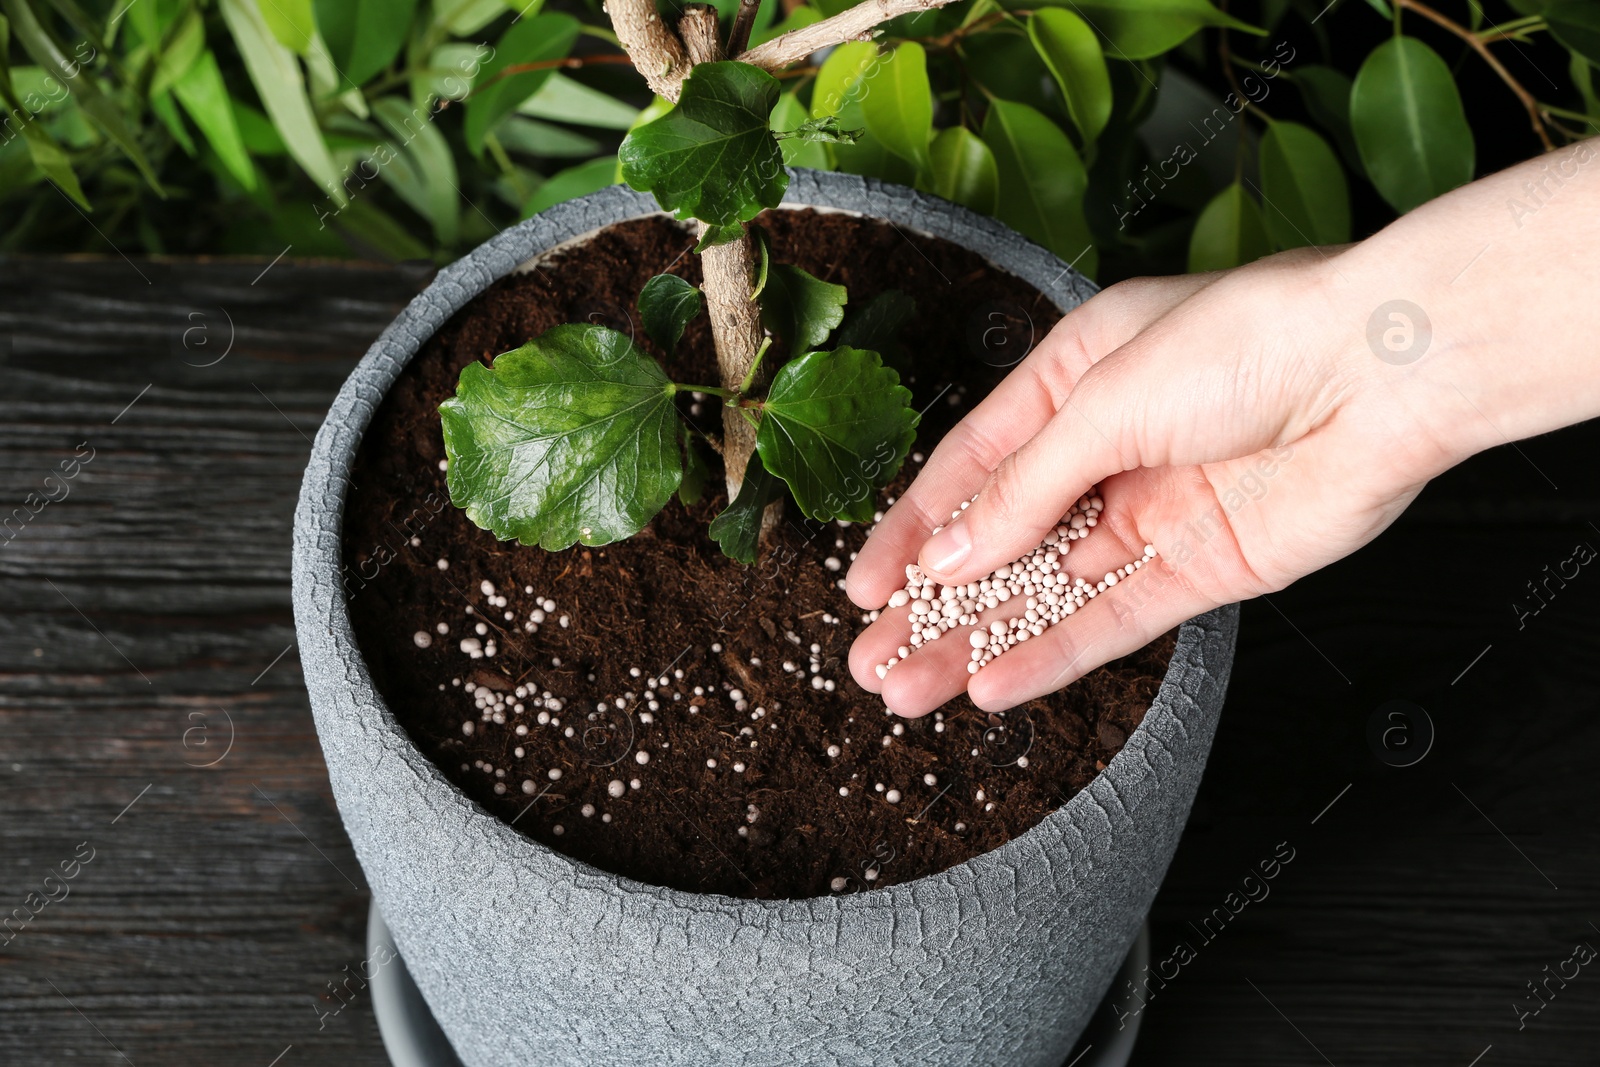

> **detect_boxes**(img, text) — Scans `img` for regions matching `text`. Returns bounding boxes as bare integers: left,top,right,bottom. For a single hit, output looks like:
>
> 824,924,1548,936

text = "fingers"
848,477,1171,717
966,547,1218,713
915,361,1139,587
846,274,1216,610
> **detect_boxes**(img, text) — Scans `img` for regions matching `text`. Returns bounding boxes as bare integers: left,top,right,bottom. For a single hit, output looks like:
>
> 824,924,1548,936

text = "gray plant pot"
292,170,1239,1067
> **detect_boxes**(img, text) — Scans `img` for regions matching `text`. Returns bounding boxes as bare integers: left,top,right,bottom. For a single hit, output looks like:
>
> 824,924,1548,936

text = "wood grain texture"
2,256,1599,1066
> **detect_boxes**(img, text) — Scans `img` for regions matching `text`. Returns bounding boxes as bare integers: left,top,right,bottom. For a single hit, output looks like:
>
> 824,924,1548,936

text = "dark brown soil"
342,209,1174,899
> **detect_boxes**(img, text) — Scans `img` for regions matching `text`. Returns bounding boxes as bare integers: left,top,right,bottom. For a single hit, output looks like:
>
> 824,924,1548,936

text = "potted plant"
293,0,1238,1063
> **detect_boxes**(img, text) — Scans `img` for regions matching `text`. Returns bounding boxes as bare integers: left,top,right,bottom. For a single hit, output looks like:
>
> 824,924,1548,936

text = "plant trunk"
679,4,778,534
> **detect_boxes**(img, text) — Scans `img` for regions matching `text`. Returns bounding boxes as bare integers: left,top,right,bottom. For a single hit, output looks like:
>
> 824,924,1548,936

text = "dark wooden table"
3,256,1597,1066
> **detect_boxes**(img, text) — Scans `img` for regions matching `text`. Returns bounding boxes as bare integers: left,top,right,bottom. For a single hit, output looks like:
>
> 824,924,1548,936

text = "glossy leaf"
982,98,1096,277
172,51,259,192
1351,36,1474,214
1188,182,1270,271
220,0,343,203
496,116,603,159
709,450,784,563
465,14,580,154
1028,9,1112,143
150,7,206,96
523,155,617,217
756,347,918,523
761,264,848,352
639,273,703,352
261,0,315,54
810,40,877,119
751,4,822,47
619,61,786,230
1294,64,1360,169
314,0,417,86
678,425,710,507
1023,0,1263,59
1259,120,1349,248
440,325,684,549
521,73,640,130
1,0,164,193
835,289,915,363
929,126,998,213
372,96,459,246
860,42,932,171
0,21,86,207
1545,0,1600,66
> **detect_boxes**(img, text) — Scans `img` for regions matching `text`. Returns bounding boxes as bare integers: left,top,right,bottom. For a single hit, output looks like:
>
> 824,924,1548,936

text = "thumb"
915,360,1140,585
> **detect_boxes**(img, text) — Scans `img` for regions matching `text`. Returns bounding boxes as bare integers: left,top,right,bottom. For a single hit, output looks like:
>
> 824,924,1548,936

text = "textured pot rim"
294,168,1234,910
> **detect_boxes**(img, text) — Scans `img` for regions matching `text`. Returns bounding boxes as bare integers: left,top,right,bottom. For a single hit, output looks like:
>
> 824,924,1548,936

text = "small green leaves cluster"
442,60,918,563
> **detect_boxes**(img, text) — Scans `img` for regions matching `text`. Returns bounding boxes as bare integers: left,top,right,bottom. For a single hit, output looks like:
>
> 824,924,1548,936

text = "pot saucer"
368,900,1146,1067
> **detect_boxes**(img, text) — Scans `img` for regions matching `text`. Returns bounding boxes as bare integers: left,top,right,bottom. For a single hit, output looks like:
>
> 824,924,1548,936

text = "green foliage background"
1,0,1595,278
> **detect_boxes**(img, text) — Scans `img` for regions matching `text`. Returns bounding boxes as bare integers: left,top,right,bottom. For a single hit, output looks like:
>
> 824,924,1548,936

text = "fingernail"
921,520,971,576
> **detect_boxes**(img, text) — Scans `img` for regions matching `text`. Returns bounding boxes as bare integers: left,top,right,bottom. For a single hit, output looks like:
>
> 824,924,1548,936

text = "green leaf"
372,95,459,246
639,273,703,352
709,449,785,563
435,0,516,34
751,224,771,298
220,0,344,203
834,289,915,365
150,90,197,156
1187,182,1270,272
496,116,603,158
810,39,877,119
1350,36,1474,214
1259,120,1349,248
756,347,918,523
761,264,848,352
1545,1,1600,66
752,4,822,47
775,115,861,145
1022,0,1263,59
522,155,617,216
440,325,684,549
964,32,1054,115
172,50,260,192
982,98,1096,277
929,126,998,213
829,128,918,184
150,7,206,95
1294,64,1360,170
0,22,87,207
1,0,164,194
465,14,580,154
261,0,316,54
521,73,641,130
334,197,432,259
1361,0,1394,17
619,61,787,230
860,42,932,172
314,0,417,86
695,222,745,252
678,425,711,507
1028,9,1112,144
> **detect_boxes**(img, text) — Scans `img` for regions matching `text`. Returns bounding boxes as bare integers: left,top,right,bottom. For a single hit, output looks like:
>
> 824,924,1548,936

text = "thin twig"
728,0,763,56
1398,0,1555,151
740,0,965,71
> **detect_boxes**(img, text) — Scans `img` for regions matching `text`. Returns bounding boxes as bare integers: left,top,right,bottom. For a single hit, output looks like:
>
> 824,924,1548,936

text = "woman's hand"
843,253,1436,715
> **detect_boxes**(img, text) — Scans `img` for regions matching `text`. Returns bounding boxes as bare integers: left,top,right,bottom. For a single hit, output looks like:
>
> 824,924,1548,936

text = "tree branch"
739,0,961,71
609,0,691,100
1397,0,1554,152
727,0,762,57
